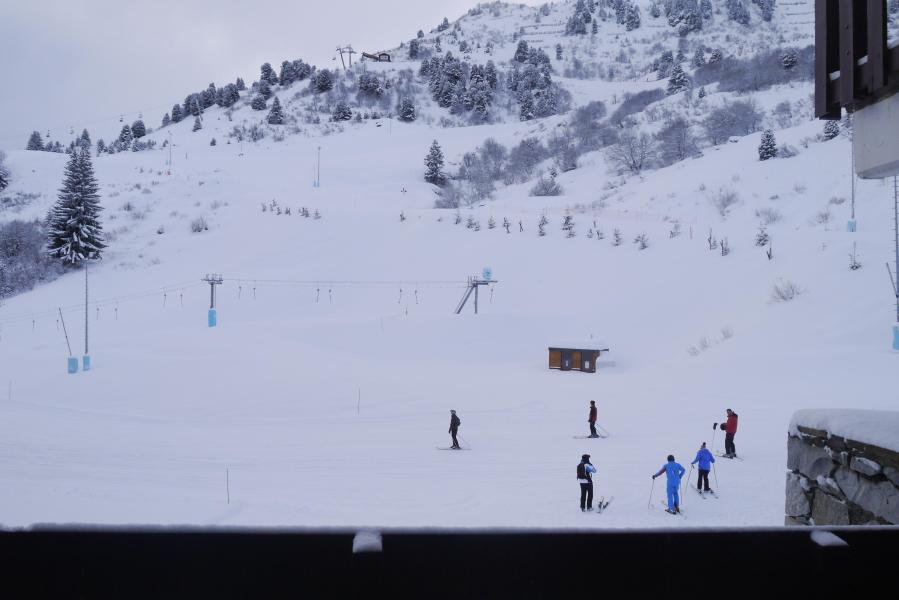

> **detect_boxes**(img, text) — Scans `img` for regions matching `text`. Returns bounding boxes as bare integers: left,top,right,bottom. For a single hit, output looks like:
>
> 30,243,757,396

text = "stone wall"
786,416,899,526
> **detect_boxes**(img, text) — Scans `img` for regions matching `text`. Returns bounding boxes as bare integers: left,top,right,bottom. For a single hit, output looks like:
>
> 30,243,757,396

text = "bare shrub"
190,217,208,233
755,207,782,225
711,187,740,218
815,210,832,225
770,279,804,303
530,175,563,197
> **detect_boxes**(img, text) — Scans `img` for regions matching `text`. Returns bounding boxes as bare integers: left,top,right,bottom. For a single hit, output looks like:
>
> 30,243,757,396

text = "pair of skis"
573,434,608,439
585,496,613,514
660,501,686,517
715,452,744,461
691,486,719,500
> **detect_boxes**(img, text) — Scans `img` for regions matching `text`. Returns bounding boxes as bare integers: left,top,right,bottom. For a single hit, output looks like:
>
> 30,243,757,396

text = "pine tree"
118,125,133,150
96,139,106,155
708,49,723,64
192,116,202,132
46,149,106,264
279,60,297,86
26,131,44,151
409,39,420,59
0,152,9,192
514,40,530,63
314,69,334,93
260,62,278,85
823,120,840,140
251,94,267,111
555,43,563,60
131,120,146,139
726,0,750,25
162,113,171,127
236,77,247,91
258,81,273,100
262,97,282,125
692,47,705,68
79,129,91,150
758,130,777,160
332,102,352,121
438,17,450,31
519,93,535,121
398,98,416,122
171,104,183,123
424,140,446,186
625,2,641,30
667,64,689,95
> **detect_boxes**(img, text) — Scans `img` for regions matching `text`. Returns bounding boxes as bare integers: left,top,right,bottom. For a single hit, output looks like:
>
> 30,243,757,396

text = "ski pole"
597,423,610,437
458,433,470,450
648,478,655,509
683,465,693,507
713,462,719,488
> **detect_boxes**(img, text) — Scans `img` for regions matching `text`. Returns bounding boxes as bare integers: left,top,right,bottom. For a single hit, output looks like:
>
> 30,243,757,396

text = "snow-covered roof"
790,410,899,454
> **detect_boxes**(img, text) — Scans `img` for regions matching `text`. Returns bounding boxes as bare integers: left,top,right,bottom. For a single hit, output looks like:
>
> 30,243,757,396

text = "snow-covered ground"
1,1,897,530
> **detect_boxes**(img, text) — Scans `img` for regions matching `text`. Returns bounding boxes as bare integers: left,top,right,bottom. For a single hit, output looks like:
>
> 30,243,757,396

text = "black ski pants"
450,429,459,448
579,482,593,510
725,432,736,456
589,421,597,436
697,469,711,491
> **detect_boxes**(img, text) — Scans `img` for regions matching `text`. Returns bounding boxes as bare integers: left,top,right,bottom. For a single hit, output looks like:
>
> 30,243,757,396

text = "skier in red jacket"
722,409,738,458
588,401,598,438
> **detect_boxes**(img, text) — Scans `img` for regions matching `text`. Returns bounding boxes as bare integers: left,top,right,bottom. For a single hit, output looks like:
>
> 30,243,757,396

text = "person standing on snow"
577,454,596,512
652,455,686,514
448,410,461,449
691,442,715,493
588,400,598,438
722,409,738,458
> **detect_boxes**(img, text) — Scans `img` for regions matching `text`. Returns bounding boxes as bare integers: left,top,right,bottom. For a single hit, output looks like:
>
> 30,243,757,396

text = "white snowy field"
1,108,897,529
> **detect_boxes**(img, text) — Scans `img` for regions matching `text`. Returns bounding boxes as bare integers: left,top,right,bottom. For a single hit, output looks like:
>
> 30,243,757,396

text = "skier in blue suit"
652,455,686,514
691,442,715,493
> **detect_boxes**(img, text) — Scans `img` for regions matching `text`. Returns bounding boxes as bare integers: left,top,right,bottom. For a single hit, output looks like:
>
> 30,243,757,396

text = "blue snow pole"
82,355,91,371
67,357,79,374
892,325,899,351
846,219,857,232
208,308,217,328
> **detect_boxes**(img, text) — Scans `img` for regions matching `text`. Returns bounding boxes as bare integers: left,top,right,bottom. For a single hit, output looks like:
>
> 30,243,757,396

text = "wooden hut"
548,344,609,374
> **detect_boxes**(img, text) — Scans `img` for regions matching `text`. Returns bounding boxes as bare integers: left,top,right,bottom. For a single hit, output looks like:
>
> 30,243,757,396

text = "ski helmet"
581,454,590,461
667,454,675,462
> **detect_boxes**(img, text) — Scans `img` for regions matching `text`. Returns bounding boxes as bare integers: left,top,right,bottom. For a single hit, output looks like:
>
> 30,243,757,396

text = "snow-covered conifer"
279,61,297,86
823,120,839,141
424,140,446,186
162,113,171,127
398,98,416,122
667,64,689,95
555,43,563,60
758,130,777,160
0,152,9,192
267,97,284,125
236,77,246,91
118,125,133,149
332,102,352,121
131,120,146,139
46,149,105,264
260,62,278,85
192,117,202,132
625,2,641,30
781,49,798,70
259,81,273,100
726,0,750,25
26,131,44,151
514,40,530,62
251,94,267,111
692,47,705,67
171,104,183,123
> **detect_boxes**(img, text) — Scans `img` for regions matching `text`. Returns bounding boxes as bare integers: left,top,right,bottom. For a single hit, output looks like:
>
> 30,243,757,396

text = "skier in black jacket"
577,454,596,511
448,410,461,449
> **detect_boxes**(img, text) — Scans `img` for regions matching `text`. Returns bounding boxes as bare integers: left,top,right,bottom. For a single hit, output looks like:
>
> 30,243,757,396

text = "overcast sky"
0,1,537,150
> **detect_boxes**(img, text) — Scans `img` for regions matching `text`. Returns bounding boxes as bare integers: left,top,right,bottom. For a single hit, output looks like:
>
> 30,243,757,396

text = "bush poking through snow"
530,175,562,196
771,279,804,303
190,217,208,233
755,207,782,225
712,187,740,219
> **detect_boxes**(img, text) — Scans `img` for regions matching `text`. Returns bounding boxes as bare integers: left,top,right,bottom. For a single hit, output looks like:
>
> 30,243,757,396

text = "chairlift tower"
455,268,497,315
336,45,356,70
203,274,223,327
